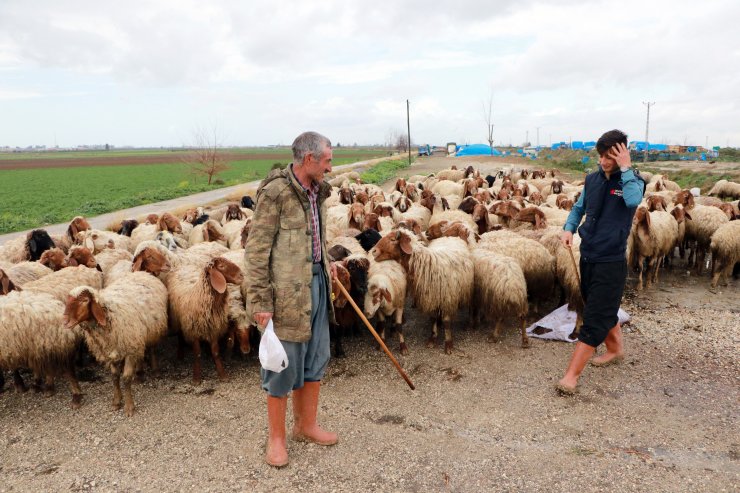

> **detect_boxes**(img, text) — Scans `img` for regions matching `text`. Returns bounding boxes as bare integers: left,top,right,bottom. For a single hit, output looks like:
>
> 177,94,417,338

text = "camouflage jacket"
245,164,334,342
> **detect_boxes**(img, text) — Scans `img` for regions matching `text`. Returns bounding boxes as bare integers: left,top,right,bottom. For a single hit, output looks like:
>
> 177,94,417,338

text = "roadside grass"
360,157,412,184
0,152,382,234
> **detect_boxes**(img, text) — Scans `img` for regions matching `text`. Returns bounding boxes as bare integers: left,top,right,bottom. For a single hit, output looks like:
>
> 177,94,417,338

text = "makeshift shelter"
455,144,502,157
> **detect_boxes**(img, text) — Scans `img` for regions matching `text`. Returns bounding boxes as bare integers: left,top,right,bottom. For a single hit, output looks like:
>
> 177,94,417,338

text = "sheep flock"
0,166,737,416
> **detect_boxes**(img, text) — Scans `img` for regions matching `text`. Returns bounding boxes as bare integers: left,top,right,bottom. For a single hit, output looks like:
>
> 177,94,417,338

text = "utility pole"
406,99,411,166
642,101,655,163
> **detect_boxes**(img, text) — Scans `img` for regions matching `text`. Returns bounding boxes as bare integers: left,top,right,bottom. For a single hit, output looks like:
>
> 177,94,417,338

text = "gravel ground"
1,157,738,492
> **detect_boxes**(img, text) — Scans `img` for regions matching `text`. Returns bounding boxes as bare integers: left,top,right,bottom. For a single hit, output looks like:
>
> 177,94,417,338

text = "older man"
246,131,337,467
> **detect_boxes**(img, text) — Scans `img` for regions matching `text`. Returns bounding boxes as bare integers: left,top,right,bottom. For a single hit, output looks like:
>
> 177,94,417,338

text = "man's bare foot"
591,352,624,367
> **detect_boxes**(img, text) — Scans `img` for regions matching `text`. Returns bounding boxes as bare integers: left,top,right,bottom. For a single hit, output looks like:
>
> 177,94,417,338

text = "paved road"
0,156,397,246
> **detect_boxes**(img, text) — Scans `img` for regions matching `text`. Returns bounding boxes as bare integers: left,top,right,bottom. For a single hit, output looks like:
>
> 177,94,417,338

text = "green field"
0,148,388,234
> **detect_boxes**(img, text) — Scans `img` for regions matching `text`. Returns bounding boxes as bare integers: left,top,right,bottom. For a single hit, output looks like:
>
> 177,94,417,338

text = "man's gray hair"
292,131,331,164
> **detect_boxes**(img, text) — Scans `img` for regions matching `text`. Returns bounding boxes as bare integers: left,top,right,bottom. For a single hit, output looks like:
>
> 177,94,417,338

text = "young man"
246,131,338,467
557,129,645,395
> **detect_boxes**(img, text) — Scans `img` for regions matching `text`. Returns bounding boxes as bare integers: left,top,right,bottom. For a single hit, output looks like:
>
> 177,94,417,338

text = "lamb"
470,249,529,347
435,166,473,183
0,229,57,263
63,271,168,416
669,205,692,261
372,230,474,354
0,290,83,405
0,262,52,295
167,256,244,384
363,259,408,354
708,179,740,200
354,229,383,252
684,205,730,274
630,207,679,290
477,230,556,309
709,221,740,288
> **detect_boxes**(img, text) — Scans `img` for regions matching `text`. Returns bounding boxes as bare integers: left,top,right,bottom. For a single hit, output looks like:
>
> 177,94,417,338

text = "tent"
455,144,502,157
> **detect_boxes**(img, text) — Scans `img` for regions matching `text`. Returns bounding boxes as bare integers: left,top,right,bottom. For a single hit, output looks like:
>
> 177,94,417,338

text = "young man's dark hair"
596,129,628,156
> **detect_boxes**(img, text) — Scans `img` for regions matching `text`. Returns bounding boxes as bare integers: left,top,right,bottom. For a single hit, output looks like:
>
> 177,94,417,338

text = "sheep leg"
148,346,160,376
520,318,530,348
225,327,236,361
12,370,28,393
376,314,386,348
426,316,439,348
111,362,123,411
395,310,408,356
636,255,645,291
43,372,55,397
443,316,454,354
645,257,656,288
122,356,136,417
176,332,187,361
192,340,203,385
237,326,252,355
696,248,706,275
0,371,4,393
488,319,502,343
64,361,83,409
330,324,345,358
652,257,661,285
210,339,228,382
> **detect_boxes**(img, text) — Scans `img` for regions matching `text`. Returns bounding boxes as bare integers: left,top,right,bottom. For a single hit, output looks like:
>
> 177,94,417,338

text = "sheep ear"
413,223,422,235
208,267,227,293
394,230,401,241
91,299,107,327
399,234,413,255
68,224,78,238
132,253,144,272
1,274,12,294
202,226,210,242
684,211,692,221
381,288,392,304
84,237,95,251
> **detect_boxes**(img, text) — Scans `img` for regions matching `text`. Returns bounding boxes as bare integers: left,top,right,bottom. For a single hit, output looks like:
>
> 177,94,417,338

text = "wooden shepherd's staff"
566,245,581,285
334,281,416,390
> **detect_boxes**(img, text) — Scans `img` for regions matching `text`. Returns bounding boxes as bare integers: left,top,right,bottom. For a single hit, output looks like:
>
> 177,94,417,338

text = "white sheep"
470,249,530,347
64,271,168,416
167,256,244,384
77,229,134,254
430,209,478,233
188,219,228,247
630,207,679,290
477,230,556,309
432,180,464,199
223,218,251,250
684,205,730,274
362,259,408,354
22,265,104,302
0,290,83,406
94,248,134,278
372,230,473,354
709,221,740,288
708,179,740,200
0,262,52,294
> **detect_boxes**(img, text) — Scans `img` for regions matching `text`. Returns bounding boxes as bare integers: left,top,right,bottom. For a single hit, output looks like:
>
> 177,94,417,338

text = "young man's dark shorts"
578,259,627,347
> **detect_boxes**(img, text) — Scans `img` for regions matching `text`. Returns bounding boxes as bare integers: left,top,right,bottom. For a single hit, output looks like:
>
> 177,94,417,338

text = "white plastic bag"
258,319,289,373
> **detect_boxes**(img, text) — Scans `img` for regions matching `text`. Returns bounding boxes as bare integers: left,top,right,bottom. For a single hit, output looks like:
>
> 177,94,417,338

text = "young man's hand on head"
608,142,632,171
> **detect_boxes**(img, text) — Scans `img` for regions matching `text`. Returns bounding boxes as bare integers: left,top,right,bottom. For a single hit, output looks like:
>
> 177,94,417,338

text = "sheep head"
528,191,544,206
458,196,479,215
330,263,351,308
66,246,98,269
646,195,667,212
118,219,139,237
362,212,382,232
132,247,171,276
39,248,67,271
670,205,692,224
373,230,412,264
463,179,477,198
515,207,548,230
420,194,437,213
27,229,56,261
551,180,564,195
404,184,418,201
223,204,244,223
207,257,243,294
328,244,352,262
64,288,106,329
394,178,407,193
398,218,422,236
354,191,369,205
673,190,695,209
67,216,91,240
203,221,225,243
339,187,353,205
145,214,160,225
348,203,366,230
634,206,651,238
0,269,19,295
395,196,412,213
718,203,737,220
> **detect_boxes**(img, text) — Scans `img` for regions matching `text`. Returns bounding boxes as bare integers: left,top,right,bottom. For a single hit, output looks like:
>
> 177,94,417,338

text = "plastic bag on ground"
258,319,289,372
526,304,631,342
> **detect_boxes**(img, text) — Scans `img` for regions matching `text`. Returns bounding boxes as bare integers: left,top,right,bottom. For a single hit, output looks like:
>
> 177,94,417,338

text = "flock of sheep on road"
0,164,738,417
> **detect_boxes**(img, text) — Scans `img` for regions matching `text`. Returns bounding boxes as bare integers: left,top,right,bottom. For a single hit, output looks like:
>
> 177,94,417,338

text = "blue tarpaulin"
455,144,502,156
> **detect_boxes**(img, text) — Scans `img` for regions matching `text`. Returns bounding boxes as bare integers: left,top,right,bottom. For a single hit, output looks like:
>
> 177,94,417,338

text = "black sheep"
27,229,56,261
118,219,139,237
193,214,210,226
354,228,382,252
485,174,496,187
241,195,255,210
328,244,352,262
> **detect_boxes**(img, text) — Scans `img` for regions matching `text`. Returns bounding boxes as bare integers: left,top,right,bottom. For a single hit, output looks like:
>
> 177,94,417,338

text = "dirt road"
1,157,738,492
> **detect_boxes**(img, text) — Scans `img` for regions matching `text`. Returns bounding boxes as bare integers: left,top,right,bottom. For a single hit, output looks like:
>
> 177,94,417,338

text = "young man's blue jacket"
563,168,645,263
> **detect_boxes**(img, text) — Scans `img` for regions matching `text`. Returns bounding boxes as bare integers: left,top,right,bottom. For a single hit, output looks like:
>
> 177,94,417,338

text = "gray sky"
1,0,738,148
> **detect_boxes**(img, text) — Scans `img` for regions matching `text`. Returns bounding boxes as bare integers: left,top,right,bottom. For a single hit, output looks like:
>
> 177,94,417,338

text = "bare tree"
184,125,230,185
482,92,495,155
396,133,409,153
